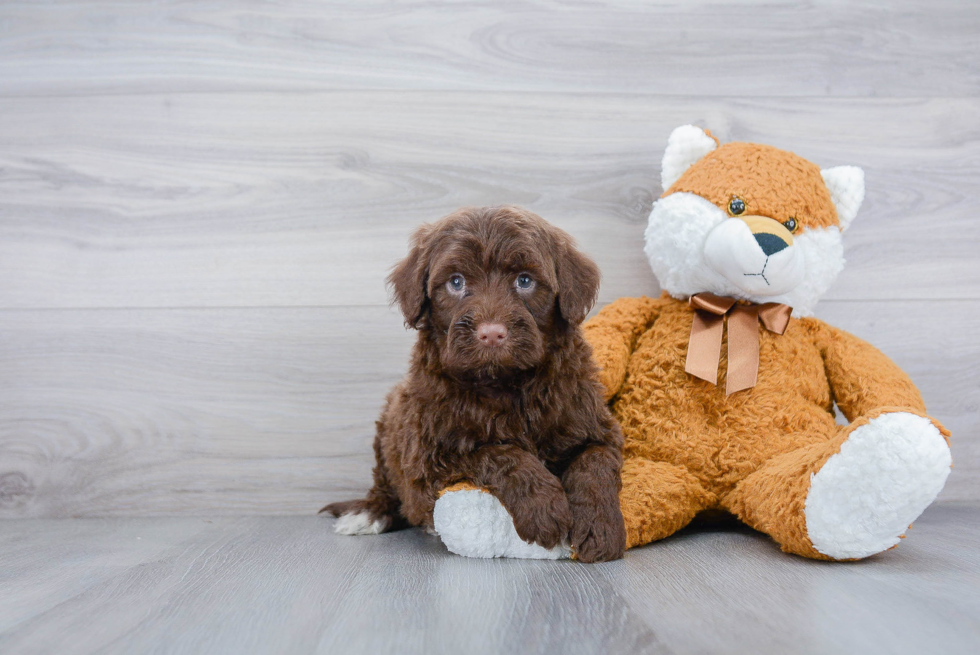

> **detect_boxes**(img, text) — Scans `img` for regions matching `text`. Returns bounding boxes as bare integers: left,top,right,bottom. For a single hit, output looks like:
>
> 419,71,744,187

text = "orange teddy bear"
433,126,952,561
583,126,952,560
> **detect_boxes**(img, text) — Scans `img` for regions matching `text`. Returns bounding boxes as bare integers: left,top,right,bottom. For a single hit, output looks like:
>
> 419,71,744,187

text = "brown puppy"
321,206,625,562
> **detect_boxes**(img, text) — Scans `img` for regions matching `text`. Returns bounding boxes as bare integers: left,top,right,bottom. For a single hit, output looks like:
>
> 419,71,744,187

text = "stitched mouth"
743,257,771,286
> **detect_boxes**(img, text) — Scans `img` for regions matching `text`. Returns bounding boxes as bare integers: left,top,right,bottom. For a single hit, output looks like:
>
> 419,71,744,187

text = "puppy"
321,206,625,562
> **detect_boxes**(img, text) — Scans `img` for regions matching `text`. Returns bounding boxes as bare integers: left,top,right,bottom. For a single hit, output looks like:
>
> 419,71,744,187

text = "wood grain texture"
1,0,978,97
0,299,975,519
0,305,412,518
0,0,977,517
596,504,980,655
0,94,978,309
0,507,977,654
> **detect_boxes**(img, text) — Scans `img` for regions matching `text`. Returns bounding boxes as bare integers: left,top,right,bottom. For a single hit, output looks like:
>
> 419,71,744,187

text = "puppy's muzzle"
476,322,508,347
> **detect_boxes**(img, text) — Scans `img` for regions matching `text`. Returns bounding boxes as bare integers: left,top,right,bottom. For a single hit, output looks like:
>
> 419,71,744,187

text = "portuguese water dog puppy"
321,205,625,562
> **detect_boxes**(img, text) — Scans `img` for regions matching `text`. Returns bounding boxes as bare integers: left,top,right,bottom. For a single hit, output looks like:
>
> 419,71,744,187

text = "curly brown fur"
321,206,625,562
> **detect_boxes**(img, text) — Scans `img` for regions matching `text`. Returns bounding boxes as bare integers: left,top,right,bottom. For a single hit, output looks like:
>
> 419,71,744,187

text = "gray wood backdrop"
1,0,977,517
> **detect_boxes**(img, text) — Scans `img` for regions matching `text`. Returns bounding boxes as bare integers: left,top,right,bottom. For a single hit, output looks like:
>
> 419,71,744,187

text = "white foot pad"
433,488,571,560
805,412,951,559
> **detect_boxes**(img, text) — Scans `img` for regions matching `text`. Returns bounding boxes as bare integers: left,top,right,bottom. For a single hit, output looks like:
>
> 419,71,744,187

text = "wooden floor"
1,505,977,655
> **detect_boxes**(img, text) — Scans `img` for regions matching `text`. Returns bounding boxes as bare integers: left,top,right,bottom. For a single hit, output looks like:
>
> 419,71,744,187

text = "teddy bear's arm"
583,295,666,401
810,319,931,421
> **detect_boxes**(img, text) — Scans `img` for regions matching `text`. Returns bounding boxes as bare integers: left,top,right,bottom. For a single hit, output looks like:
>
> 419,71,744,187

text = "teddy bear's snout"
740,215,794,257
702,214,805,297
754,232,789,256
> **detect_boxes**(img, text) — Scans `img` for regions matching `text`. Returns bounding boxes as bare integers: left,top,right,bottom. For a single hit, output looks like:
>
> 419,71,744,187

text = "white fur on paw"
805,412,951,559
334,511,386,536
433,489,571,560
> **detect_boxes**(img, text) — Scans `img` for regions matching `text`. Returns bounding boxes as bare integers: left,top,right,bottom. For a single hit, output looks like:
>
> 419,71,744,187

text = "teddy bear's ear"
661,125,719,192
820,166,865,231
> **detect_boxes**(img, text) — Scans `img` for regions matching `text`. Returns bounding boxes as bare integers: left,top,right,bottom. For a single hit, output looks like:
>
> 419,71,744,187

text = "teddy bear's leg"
723,412,951,560
432,483,572,560
621,457,717,549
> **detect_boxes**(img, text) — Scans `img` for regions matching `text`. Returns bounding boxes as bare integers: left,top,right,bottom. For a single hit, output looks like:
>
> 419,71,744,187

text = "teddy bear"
432,126,952,561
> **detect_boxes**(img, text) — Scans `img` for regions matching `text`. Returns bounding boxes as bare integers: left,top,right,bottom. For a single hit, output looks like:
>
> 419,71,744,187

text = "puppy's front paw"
570,502,626,563
510,487,573,550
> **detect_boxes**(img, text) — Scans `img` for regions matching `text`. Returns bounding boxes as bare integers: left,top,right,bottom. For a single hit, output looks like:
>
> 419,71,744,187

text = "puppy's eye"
728,197,746,216
782,218,798,233
515,273,534,290
447,274,466,294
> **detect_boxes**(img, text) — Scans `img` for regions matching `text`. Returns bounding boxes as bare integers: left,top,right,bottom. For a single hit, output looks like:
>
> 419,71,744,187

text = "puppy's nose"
476,323,508,346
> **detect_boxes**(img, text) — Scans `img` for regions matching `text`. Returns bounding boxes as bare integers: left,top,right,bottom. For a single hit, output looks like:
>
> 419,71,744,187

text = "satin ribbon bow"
684,293,793,395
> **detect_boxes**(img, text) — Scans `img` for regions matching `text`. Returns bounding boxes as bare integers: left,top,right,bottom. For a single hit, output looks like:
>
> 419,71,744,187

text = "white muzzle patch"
645,192,847,317
703,219,805,296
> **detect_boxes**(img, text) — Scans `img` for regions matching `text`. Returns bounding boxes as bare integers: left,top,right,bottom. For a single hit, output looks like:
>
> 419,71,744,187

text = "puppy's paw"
570,503,626,563
510,487,574,550
319,499,391,536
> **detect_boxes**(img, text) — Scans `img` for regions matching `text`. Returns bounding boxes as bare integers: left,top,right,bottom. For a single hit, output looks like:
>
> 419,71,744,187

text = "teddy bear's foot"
804,412,951,560
433,485,572,560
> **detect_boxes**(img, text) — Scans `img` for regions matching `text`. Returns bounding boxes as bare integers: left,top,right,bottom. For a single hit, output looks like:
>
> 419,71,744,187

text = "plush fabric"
643,191,846,317
584,126,952,560
434,483,572,559
585,294,950,558
667,141,840,229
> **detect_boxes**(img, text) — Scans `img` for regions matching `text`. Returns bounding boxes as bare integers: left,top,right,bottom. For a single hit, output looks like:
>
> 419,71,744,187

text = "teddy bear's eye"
728,197,746,216
782,218,798,233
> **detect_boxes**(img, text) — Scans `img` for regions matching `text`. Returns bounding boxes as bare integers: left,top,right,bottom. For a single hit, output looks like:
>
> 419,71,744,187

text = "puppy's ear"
387,224,433,329
554,235,601,325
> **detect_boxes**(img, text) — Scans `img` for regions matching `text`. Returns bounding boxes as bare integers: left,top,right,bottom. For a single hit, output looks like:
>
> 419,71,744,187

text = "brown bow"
684,293,793,395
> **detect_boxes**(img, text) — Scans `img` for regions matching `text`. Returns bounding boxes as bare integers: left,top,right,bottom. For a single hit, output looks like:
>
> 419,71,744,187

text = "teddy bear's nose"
754,232,789,256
